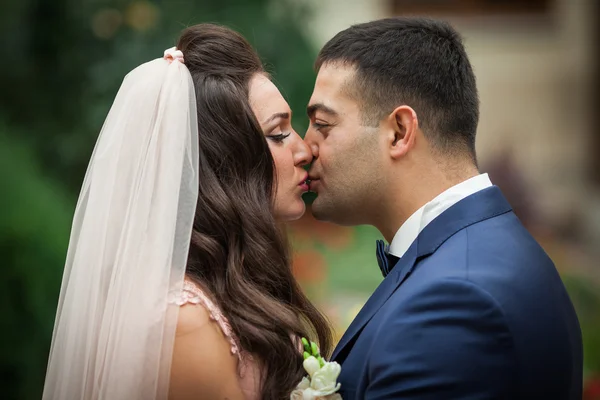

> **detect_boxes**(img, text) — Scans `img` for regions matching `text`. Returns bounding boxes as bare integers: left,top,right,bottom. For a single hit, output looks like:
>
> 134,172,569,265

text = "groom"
305,17,583,399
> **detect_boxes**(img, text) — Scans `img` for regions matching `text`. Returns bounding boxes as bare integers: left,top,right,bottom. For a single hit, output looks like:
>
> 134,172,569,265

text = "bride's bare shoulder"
175,299,213,335
169,282,245,400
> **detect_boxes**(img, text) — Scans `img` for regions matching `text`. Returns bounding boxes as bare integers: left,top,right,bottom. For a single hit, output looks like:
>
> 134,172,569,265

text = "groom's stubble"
310,123,384,227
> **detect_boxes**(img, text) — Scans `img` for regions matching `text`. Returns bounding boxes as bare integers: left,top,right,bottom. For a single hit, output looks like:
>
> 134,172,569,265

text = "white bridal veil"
42,48,199,400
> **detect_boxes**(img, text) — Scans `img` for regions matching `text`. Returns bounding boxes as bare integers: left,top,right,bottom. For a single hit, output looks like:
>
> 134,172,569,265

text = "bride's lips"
298,173,310,192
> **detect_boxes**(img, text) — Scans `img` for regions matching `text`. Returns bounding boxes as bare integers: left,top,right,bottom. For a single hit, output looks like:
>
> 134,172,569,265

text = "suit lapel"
331,186,512,363
331,243,417,361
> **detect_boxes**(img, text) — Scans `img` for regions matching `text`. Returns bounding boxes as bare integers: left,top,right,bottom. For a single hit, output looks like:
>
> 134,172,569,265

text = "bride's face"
249,73,312,221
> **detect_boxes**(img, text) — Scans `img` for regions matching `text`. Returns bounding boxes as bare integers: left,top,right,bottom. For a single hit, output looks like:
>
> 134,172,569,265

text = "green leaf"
301,337,310,353
311,341,320,357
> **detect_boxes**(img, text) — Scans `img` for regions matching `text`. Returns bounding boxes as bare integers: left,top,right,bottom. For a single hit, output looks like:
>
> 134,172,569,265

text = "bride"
42,23,333,400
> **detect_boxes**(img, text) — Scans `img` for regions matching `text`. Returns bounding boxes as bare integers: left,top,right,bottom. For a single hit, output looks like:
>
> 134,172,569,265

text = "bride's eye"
267,132,291,143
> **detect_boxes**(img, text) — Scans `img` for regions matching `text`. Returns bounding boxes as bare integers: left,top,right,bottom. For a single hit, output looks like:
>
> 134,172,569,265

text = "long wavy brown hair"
176,24,333,399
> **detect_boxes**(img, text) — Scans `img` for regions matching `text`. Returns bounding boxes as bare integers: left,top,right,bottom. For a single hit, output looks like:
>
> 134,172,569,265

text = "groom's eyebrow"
307,103,338,118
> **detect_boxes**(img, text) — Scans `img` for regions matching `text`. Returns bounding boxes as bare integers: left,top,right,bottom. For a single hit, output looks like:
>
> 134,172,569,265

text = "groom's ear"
385,105,418,160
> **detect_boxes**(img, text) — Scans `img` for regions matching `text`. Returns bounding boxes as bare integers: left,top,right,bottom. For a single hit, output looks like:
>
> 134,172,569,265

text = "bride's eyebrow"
262,112,290,125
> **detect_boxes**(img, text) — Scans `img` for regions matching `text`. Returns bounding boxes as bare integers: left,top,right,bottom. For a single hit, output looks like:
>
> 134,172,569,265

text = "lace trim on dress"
170,280,242,360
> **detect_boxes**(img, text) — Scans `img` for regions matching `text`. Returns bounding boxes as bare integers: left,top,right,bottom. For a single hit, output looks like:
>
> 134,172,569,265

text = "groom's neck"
375,161,479,243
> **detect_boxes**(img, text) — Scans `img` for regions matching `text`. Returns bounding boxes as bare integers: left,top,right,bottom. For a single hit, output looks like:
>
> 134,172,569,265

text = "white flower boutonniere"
290,338,342,400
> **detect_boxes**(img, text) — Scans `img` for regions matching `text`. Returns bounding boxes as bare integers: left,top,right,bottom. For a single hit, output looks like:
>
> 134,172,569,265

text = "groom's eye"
312,122,330,131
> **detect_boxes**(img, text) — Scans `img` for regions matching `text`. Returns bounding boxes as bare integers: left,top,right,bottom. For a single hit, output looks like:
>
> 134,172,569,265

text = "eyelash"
267,132,291,143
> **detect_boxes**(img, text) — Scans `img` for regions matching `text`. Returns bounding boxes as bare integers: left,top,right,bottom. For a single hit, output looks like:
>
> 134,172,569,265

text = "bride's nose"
292,132,313,167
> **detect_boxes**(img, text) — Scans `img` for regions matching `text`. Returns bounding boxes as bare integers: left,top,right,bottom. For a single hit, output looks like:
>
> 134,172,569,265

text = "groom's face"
305,63,383,225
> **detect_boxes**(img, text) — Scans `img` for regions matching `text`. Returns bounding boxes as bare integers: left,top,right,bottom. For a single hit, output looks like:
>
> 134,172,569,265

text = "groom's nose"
303,130,319,158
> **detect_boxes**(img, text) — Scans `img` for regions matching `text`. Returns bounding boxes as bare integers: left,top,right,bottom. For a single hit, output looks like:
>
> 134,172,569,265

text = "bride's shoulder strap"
169,280,246,400
171,279,241,359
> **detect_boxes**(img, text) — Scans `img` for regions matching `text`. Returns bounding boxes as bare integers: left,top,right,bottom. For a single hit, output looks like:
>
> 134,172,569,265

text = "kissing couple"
42,17,582,400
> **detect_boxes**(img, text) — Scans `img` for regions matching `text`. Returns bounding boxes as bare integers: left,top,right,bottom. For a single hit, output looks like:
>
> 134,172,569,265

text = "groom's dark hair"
316,17,479,163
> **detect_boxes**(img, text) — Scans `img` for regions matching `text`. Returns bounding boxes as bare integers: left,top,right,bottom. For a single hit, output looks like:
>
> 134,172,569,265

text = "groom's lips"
307,176,320,192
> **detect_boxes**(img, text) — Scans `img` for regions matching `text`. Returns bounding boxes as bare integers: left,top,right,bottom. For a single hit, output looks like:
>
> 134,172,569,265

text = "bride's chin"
276,199,306,222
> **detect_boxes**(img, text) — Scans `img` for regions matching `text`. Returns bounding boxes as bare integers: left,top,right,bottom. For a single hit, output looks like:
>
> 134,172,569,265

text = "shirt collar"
388,173,493,258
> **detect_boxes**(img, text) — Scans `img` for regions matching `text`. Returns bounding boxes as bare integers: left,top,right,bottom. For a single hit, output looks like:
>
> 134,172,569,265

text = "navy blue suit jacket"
333,186,582,399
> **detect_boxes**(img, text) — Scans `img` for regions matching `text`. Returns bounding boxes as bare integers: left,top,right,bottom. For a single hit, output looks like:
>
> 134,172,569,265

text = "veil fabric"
42,54,199,399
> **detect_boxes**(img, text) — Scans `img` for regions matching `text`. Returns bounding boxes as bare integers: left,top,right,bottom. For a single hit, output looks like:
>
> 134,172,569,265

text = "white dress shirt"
388,173,493,258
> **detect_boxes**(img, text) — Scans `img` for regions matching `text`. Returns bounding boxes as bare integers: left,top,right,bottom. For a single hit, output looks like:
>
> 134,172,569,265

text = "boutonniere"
290,338,342,400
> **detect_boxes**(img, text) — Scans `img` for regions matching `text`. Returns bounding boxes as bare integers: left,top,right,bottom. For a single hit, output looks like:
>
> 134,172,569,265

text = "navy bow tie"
376,240,400,277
